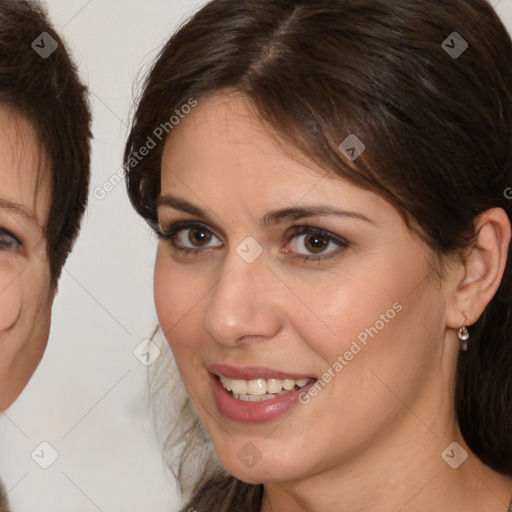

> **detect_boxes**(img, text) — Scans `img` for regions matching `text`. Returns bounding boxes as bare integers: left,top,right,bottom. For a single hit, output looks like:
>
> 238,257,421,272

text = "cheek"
306,251,427,359
290,263,436,414
154,253,184,334
0,263,52,409
321,290,401,354
310,276,442,415
0,269,22,333
153,251,207,351
154,257,213,402
282,271,401,367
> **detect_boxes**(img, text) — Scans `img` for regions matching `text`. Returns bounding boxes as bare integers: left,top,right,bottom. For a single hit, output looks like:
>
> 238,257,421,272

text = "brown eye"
303,233,330,254
188,227,213,247
290,232,336,256
172,225,222,250
285,227,348,261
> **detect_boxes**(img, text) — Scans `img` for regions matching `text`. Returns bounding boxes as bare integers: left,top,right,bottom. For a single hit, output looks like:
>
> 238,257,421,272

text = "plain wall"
0,0,511,511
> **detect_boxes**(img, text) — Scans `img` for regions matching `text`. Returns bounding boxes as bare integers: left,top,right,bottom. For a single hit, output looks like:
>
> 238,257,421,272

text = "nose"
204,250,282,346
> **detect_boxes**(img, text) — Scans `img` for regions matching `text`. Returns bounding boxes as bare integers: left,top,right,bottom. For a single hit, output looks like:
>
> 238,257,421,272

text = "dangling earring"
458,326,469,351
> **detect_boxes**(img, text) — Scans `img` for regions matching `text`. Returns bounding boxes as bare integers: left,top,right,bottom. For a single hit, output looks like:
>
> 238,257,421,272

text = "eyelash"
156,221,349,263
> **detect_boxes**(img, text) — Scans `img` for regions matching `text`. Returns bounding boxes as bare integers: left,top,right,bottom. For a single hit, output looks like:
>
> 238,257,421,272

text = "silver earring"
458,326,469,351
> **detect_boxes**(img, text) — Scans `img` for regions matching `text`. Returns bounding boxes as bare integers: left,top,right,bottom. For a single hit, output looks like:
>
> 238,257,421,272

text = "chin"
214,442,307,485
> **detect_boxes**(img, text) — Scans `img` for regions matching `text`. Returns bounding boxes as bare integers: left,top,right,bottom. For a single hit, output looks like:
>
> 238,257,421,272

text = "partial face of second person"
154,93,469,484
0,105,53,411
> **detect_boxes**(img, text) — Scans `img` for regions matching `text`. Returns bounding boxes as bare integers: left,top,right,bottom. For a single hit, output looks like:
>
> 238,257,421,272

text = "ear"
446,208,511,329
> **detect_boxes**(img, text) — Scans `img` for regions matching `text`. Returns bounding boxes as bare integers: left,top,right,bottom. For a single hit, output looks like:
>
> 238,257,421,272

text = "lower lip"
210,374,316,423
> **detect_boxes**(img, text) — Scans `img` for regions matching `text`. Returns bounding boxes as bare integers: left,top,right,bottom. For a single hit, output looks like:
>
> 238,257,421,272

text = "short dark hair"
125,0,512,507
0,0,91,285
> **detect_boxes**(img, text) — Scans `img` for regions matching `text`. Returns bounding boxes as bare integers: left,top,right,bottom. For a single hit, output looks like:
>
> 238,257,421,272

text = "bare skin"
0,106,53,411
154,92,512,512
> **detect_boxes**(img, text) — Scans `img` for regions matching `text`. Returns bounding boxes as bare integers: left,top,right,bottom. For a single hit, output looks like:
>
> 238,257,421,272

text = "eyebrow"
0,195,36,221
155,195,374,227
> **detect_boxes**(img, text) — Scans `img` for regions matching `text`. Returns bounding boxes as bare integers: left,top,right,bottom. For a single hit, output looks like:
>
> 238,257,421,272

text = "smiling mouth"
218,375,316,402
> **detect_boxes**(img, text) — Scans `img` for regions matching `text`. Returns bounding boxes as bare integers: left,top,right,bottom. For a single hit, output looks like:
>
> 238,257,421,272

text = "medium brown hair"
125,0,512,509
0,0,91,285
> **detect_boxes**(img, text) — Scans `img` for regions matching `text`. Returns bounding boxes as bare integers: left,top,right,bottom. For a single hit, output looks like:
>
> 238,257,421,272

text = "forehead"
160,93,387,218
0,105,51,228
161,93,332,191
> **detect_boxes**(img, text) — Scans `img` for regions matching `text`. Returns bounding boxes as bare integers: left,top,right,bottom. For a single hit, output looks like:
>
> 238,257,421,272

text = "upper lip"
208,363,316,381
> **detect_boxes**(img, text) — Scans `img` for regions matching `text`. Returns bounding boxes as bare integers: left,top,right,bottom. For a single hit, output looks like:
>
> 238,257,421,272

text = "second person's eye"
0,228,22,252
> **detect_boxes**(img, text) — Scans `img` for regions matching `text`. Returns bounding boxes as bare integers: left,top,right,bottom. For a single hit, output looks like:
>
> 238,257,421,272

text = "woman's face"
0,106,53,411
154,93,459,484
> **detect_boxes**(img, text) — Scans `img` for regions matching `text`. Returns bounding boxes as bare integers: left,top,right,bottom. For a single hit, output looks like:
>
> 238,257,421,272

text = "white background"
0,0,511,511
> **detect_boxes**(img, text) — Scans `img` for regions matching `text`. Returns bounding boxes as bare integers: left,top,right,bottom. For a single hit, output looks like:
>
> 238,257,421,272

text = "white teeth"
282,379,295,391
219,375,312,400
233,393,279,402
229,379,248,395
219,375,231,391
266,378,282,394
247,379,266,396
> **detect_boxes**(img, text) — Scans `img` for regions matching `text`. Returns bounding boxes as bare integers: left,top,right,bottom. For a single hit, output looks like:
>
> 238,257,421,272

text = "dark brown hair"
125,0,512,509
0,0,91,285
